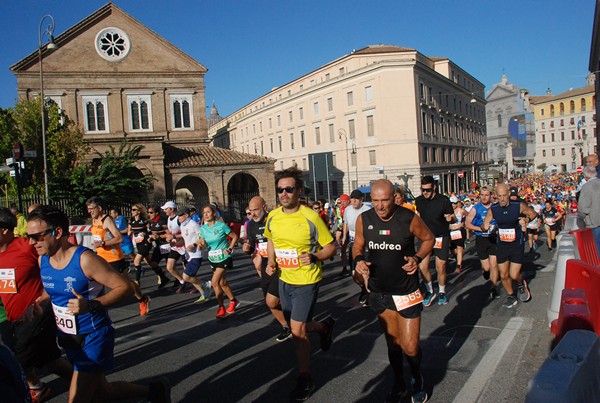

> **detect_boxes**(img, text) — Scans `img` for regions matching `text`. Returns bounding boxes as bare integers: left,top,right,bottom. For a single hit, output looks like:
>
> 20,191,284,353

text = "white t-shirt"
344,204,372,240
167,215,185,255
180,218,203,259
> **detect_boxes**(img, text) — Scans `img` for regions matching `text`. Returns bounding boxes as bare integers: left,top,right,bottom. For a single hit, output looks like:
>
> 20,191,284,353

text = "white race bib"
498,228,516,242
545,217,555,225
159,244,171,254
134,233,145,243
92,235,102,243
208,249,225,261
275,248,300,269
450,230,462,240
52,303,78,335
349,230,356,242
0,268,17,294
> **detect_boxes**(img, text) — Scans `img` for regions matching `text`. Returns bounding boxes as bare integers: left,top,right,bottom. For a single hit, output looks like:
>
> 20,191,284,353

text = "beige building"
10,3,275,216
530,77,597,173
210,45,488,198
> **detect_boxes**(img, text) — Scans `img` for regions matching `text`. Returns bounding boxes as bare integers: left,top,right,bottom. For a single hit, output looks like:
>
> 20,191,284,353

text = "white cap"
324,203,330,209
449,196,459,203
161,201,176,210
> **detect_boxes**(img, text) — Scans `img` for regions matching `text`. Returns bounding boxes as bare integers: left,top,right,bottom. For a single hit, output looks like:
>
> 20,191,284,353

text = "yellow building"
210,45,488,198
530,77,597,173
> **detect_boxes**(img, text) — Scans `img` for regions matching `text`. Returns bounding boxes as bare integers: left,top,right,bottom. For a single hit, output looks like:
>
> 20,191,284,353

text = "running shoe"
385,382,408,403
548,247,553,251
410,374,428,403
30,382,51,403
482,270,490,280
358,288,368,305
157,278,171,290
139,296,151,316
202,280,212,301
422,291,437,307
175,282,186,294
490,287,500,300
148,376,172,403
454,265,462,274
533,242,539,250
518,280,531,302
133,280,140,286
226,299,240,313
437,293,448,305
275,327,292,342
193,295,207,304
216,306,227,318
189,287,199,295
289,375,315,402
319,317,335,352
503,295,518,308
529,247,534,254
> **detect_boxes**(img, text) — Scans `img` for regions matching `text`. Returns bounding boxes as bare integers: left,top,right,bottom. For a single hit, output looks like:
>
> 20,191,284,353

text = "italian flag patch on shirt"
379,230,391,235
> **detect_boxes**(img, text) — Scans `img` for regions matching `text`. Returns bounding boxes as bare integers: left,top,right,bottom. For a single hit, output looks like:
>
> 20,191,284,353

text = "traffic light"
19,168,32,188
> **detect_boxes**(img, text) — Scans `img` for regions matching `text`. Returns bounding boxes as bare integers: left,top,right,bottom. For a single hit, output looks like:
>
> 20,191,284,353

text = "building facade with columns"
485,74,535,181
529,77,597,173
10,3,275,215
209,45,488,197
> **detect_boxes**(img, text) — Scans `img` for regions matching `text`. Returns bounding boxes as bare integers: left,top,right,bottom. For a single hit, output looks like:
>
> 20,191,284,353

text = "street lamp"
338,128,351,193
39,14,57,204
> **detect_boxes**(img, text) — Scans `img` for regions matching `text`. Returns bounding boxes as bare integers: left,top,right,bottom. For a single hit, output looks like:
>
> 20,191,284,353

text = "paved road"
42,236,557,402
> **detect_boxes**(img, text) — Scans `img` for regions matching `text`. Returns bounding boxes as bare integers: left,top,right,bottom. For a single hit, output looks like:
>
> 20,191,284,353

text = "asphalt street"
41,235,557,402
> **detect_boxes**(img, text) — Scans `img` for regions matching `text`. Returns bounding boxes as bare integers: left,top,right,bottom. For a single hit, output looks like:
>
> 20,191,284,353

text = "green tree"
62,142,154,211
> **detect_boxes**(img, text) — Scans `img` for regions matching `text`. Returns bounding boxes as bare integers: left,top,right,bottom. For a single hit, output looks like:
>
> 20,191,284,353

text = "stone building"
10,3,275,216
209,45,488,197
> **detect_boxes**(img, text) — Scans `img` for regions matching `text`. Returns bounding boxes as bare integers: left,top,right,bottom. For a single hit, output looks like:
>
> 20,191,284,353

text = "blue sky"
0,0,595,117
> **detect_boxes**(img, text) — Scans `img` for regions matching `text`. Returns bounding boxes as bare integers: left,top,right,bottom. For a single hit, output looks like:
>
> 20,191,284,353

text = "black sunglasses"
131,208,139,211
421,188,433,193
27,228,55,241
276,186,296,194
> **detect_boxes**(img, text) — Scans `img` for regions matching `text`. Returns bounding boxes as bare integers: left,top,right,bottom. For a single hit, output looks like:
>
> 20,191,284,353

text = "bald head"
371,179,397,220
248,196,267,222
586,154,599,167
372,179,394,196
496,183,510,207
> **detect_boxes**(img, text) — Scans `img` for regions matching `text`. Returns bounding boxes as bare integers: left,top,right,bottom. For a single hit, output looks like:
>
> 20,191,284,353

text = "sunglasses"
312,207,320,210
276,186,296,194
148,211,155,214
27,228,55,241
132,208,139,211
421,188,433,193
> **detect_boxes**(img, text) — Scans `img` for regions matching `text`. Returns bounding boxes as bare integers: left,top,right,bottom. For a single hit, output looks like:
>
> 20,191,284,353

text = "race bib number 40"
392,290,423,311
52,303,78,335
0,268,17,294
275,249,300,269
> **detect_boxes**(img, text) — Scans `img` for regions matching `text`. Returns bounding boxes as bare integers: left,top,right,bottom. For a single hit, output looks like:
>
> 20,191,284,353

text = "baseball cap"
350,189,364,199
339,194,350,201
509,187,519,197
176,207,190,216
161,201,176,210
324,202,330,209
449,196,459,203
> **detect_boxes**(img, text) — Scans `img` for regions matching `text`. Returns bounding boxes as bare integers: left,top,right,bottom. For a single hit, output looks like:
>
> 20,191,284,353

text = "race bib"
392,289,424,311
499,228,516,242
92,235,103,243
172,245,186,255
450,230,462,240
545,217,555,225
275,249,300,270
159,243,171,255
208,249,225,261
0,268,17,294
434,237,443,249
52,303,78,335
349,230,356,242
257,242,268,258
134,233,145,243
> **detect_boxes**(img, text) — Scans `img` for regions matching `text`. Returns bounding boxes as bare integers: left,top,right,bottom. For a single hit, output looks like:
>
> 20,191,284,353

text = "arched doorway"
227,173,259,221
175,176,209,207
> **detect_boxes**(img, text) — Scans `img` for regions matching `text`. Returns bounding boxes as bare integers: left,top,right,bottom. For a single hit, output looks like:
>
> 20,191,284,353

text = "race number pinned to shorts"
257,242,268,258
450,230,462,240
134,233,145,243
349,230,356,242
434,237,443,249
392,289,423,311
159,244,171,255
92,235,103,244
0,268,17,294
52,303,78,335
275,249,300,269
545,217,555,225
498,228,516,242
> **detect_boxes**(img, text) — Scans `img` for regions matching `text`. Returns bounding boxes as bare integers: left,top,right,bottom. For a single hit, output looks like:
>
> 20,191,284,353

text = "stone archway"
227,173,259,220
175,175,209,207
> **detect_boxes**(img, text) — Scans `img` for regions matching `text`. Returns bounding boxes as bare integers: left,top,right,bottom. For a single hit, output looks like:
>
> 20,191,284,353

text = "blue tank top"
472,203,496,237
40,246,111,334
491,201,524,245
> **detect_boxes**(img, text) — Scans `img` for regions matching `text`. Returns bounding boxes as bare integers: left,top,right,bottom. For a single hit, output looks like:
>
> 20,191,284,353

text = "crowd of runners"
0,152,598,403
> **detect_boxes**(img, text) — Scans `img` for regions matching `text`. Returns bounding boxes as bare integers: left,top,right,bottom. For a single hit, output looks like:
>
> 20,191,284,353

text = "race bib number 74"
275,249,300,269
0,268,17,294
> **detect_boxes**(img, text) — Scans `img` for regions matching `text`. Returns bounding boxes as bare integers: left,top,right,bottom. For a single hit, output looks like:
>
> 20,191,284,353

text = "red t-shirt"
0,237,43,321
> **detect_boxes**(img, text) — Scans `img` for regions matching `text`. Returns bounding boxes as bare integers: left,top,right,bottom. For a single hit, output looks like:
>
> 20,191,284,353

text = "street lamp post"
338,128,351,193
39,14,57,205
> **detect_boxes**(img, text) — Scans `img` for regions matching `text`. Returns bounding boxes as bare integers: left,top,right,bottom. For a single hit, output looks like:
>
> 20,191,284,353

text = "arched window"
559,102,564,115
497,114,502,127
550,105,555,117
581,98,587,111
570,100,575,113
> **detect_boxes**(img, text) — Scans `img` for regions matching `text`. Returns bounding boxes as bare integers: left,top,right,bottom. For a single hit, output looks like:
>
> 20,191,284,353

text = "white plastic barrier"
526,329,600,402
69,225,93,249
547,234,577,325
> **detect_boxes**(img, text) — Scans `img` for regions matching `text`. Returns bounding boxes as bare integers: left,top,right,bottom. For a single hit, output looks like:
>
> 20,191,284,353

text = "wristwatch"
88,299,103,313
413,255,423,264
101,241,106,247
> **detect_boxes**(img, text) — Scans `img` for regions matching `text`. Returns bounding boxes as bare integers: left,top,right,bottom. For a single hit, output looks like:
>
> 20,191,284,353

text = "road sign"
577,166,583,173
458,171,464,178
24,150,37,158
13,143,23,160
